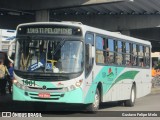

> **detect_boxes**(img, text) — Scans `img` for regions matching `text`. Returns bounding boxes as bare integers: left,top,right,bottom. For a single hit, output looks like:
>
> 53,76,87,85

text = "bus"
8,22,152,112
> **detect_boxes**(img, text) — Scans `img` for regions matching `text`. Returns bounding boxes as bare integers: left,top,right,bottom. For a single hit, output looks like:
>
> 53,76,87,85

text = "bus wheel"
86,89,100,112
125,85,136,107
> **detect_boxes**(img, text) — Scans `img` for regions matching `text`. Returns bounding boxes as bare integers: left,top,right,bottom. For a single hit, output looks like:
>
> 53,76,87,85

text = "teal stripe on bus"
84,66,139,104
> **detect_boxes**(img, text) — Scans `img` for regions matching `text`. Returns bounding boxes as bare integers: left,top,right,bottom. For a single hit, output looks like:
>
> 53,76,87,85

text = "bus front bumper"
13,85,84,103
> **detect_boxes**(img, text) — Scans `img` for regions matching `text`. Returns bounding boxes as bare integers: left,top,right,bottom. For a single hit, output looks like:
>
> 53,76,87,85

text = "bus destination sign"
27,28,72,35
17,25,82,36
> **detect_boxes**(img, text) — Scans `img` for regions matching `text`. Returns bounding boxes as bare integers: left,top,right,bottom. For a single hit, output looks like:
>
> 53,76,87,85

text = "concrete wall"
0,15,35,29
0,0,124,10
50,15,160,31
0,0,90,10
50,14,160,51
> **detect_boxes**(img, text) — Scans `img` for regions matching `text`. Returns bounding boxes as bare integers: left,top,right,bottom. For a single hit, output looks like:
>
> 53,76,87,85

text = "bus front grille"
30,97,59,100
28,86,63,90
26,87,64,93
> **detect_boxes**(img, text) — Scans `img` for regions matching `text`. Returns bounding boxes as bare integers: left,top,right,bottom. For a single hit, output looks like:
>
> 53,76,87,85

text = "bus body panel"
13,84,83,103
84,65,151,103
13,73,85,103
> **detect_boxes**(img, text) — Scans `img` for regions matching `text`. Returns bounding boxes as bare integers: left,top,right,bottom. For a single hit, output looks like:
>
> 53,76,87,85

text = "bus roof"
82,24,151,46
17,22,151,46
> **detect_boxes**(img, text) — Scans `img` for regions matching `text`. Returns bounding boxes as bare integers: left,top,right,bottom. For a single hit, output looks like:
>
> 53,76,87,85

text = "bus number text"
22,80,36,86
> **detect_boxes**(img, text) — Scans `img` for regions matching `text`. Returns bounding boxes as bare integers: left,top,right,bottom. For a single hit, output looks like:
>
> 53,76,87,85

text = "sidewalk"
151,86,160,94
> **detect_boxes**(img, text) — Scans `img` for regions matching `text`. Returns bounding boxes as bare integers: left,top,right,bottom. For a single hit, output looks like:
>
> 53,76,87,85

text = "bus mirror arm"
8,39,15,63
85,44,92,66
8,56,14,64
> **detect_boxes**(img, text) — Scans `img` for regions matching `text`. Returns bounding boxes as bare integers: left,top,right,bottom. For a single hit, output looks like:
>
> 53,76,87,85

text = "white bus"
9,22,152,112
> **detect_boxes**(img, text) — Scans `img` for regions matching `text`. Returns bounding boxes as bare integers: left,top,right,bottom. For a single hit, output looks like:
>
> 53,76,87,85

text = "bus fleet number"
22,80,36,86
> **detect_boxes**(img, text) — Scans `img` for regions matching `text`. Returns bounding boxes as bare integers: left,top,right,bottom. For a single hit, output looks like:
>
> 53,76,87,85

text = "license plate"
38,93,50,98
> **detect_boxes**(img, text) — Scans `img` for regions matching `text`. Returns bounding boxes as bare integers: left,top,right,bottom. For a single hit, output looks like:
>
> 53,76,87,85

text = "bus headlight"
21,85,28,90
70,85,76,91
63,87,69,92
75,80,83,87
13,80,27,90
16,82,21,88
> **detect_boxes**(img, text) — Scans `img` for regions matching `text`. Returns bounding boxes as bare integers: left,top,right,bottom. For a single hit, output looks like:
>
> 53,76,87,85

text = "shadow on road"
0,94,123,114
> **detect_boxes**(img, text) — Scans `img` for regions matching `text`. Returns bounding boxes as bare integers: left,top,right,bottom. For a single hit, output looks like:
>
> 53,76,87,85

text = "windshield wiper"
53,39,65,55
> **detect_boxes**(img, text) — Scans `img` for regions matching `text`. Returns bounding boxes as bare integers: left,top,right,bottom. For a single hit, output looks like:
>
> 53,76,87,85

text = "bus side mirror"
85,44,92,66
8,39,15,63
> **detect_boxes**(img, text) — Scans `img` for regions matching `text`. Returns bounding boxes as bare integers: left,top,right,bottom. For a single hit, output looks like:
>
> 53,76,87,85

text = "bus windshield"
14,38,84,74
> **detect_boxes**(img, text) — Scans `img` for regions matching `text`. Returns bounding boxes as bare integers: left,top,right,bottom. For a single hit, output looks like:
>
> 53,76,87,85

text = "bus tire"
86,89,100,112
124,85,136,107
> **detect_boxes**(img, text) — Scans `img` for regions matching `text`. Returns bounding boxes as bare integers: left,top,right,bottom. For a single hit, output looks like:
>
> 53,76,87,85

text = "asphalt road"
100,93,160,111
0,91,160,117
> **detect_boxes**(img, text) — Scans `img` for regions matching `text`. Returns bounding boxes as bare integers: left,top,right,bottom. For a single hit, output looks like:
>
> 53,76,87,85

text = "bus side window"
102,38,109,64
125,42,131,66
95,36,104,64
116,40,123,65
144,47,150,68
132,43,138,66
107,39,115,64
138,45,144,67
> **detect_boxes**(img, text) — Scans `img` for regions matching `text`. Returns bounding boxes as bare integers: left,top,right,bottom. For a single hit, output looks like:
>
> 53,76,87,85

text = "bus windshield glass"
14,38,84,74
